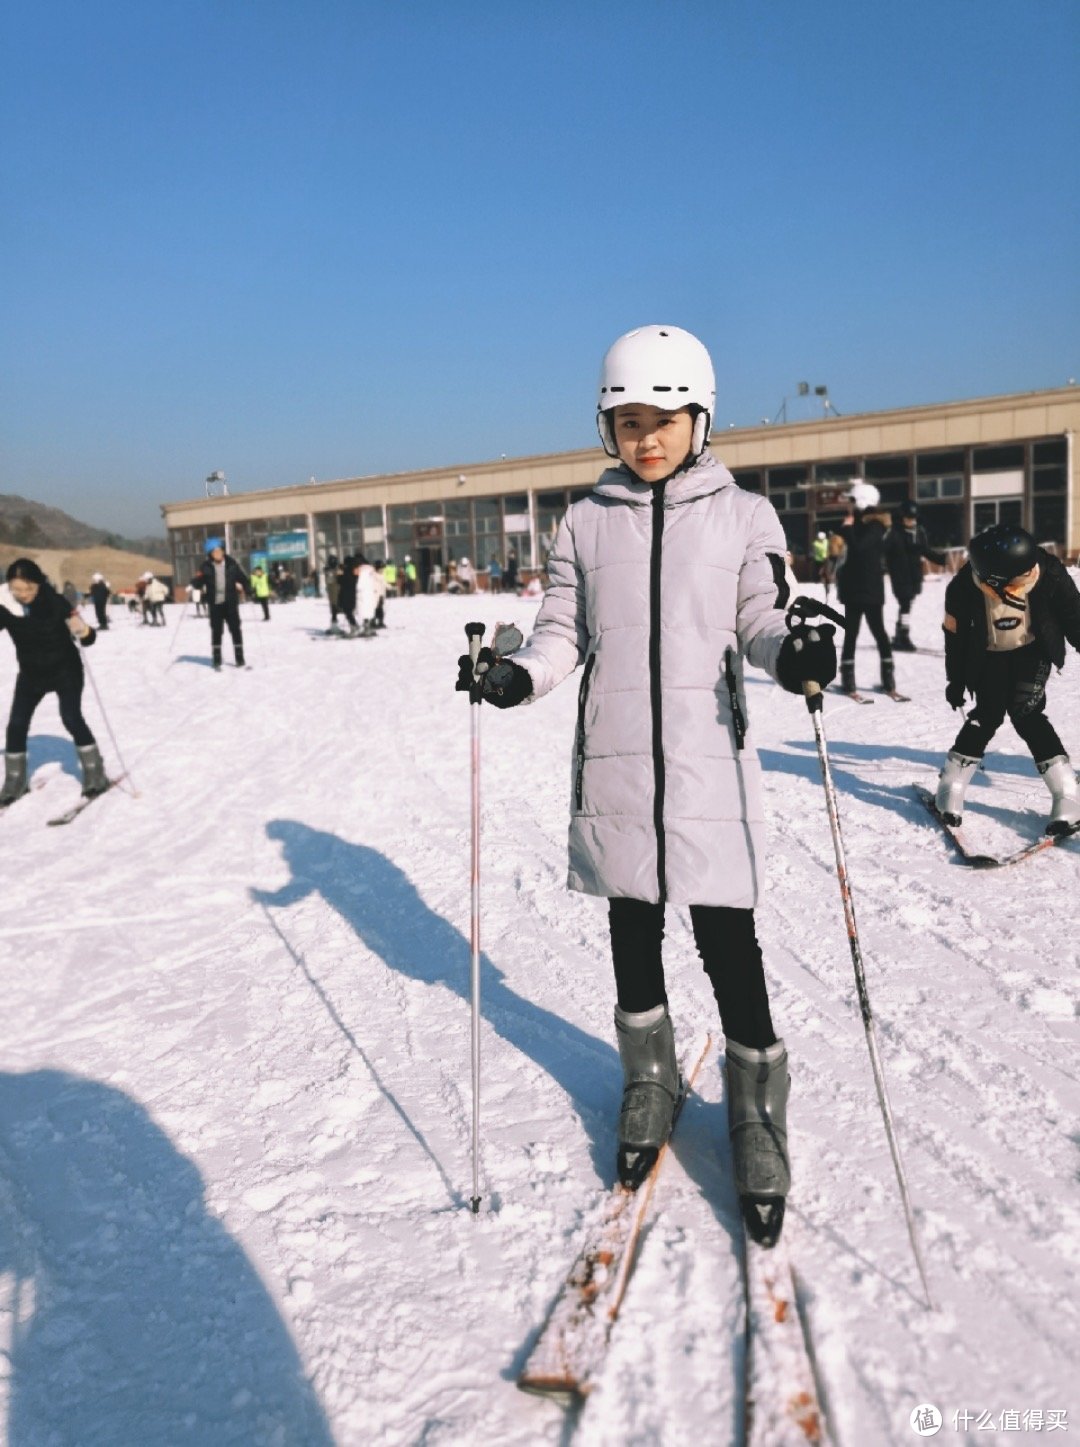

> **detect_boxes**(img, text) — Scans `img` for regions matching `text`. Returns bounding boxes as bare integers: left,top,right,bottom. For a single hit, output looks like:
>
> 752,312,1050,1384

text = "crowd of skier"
2,323,1079,1257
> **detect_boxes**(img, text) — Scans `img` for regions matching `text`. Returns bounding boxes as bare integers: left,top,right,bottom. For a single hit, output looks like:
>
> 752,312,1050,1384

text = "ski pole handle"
465,622,486,705
802,680,824,715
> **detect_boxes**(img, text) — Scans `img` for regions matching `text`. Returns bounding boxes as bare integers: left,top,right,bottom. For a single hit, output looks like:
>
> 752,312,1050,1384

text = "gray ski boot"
840,659,858,696
725,1038,790,1248
934,750,980,826
0,752,28,807
77,744,109,798
1037,754,1080,836
614,1002,680,1190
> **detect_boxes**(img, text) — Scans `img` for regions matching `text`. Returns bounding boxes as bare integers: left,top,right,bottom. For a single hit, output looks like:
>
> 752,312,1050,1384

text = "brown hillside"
0,544,171,593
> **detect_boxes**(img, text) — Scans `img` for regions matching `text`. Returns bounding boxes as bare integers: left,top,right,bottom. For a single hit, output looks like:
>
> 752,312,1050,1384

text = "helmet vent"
652,385,671,392
610,385,625,392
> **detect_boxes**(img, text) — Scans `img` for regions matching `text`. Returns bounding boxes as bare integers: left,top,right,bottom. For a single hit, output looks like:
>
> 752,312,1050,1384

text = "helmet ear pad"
597,409,619,457
597,405,711,461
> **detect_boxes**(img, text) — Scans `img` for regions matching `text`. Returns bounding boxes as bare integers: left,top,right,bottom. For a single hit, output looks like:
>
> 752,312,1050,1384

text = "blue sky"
2,0,1077,537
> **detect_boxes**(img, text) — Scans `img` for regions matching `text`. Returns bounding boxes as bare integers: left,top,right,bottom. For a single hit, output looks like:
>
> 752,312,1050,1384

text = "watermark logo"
910,1404,943,1436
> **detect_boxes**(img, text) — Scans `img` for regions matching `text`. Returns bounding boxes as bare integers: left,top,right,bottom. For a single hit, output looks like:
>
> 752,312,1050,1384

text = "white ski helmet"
845,479,881,511
596,325,716,458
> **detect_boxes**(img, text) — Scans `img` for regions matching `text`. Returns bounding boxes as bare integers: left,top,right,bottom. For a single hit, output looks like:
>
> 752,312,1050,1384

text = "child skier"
935,522,1080,834
456,325,836,1246
0,559,107,805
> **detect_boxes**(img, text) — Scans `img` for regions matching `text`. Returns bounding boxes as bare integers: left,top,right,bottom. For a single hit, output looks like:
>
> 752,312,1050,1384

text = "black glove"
945,680,967,711
456,649,534,708
776,623,838,694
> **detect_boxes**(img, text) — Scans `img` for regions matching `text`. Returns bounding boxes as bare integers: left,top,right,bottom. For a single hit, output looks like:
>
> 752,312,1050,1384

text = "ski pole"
76,617,142,799
167,601,190,656
790,601,934,1310
465,620,486,1214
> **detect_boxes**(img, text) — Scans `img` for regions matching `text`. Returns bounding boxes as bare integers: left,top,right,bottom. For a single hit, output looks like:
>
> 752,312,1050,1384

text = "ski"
47,781,119,827
517,1035,713,1400
744,1232,832,1446
835,689,873,705
913,785,1079,868
876,688,911,703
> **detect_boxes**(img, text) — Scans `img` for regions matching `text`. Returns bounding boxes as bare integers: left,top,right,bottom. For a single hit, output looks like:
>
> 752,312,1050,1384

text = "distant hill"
0,494,169,561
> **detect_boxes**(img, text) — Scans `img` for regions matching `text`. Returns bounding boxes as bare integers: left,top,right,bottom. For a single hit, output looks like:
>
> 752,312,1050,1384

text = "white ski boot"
614,1002,680,1191
934,751,980,826
725,1038,790,1248
1037,755,1080,836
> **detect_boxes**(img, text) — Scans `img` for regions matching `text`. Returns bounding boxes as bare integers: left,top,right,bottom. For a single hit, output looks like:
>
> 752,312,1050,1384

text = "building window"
919,503,965,549
972,444,1024,473
973,499,1022,533
917,475,964,501
1032,495,1067,546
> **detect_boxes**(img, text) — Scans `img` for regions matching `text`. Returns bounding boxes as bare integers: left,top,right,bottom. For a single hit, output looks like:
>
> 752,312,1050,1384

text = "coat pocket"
574,652,597,811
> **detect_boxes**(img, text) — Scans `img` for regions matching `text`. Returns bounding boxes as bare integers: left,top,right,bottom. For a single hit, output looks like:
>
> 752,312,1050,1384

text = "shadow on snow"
0,1070,331,1446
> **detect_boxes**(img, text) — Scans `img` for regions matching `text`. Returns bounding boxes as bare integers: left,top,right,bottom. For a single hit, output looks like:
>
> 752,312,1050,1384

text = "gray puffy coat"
514,452,791,908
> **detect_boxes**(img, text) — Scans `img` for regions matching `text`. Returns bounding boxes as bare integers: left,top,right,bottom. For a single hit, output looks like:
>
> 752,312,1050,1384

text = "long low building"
162,384,1078,592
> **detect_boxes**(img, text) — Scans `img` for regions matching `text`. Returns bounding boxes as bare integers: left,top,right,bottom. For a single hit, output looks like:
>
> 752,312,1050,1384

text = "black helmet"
968,524,1038,592
900,500,918,520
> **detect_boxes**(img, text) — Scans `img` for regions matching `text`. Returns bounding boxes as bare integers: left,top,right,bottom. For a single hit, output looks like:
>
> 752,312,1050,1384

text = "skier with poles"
0,558,108,805
454,325,837,1246
188,539,251,670
934,523,1080,834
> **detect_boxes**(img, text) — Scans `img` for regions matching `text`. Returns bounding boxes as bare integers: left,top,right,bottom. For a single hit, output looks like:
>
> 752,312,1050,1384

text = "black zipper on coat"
650,484,667,902
574,653,596,809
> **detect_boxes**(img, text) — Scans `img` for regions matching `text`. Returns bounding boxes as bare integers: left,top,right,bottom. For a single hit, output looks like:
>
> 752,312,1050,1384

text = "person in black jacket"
0,559,107,805
836,480,897,697
88,573,111,630
188,540,251,670
883,502,947,651
935,523,1080,834
336,556,360,636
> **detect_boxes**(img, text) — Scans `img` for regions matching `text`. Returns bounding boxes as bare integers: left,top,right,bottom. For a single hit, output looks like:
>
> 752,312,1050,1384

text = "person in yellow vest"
383,561,398,597
251,566,272,621
811,531,829,588
403,556,418,597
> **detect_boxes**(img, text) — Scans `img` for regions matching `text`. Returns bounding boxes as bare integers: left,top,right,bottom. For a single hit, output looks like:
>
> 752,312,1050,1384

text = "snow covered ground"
1,576,1077,1446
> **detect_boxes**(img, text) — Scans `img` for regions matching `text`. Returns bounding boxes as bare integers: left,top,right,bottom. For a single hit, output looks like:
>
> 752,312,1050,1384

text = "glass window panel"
1032,495,1066,544
537,490,567,507
503,494,528,514
940,476,964,498
769,465,809,489
973,444,1024,472
916,478,940,500
864,455,911,481
1033,464,1067,491
878,480,911,505
1033,439,1066,465
812,461,855,484
443,500,470,519
917,451,964,476
973,501,997,533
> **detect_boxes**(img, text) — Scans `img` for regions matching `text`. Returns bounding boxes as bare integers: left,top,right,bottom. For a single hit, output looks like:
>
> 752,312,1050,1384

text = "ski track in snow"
1,579,1077,1445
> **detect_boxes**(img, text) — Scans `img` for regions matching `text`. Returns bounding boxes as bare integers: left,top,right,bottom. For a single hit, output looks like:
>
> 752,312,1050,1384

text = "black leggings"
953,647,1063,761
842,603,892,660
7,672,96,753
209,603,243,648
608,898,777,1049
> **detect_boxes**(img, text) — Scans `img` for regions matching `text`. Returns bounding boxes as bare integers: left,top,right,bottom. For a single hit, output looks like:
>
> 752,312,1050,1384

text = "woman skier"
456,325,836,1246
883,501,947,651
0,559,108,805
935,522,1080,834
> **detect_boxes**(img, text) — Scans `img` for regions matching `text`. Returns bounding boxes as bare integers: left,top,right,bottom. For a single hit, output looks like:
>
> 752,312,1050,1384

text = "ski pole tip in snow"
470,1195,481,1216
